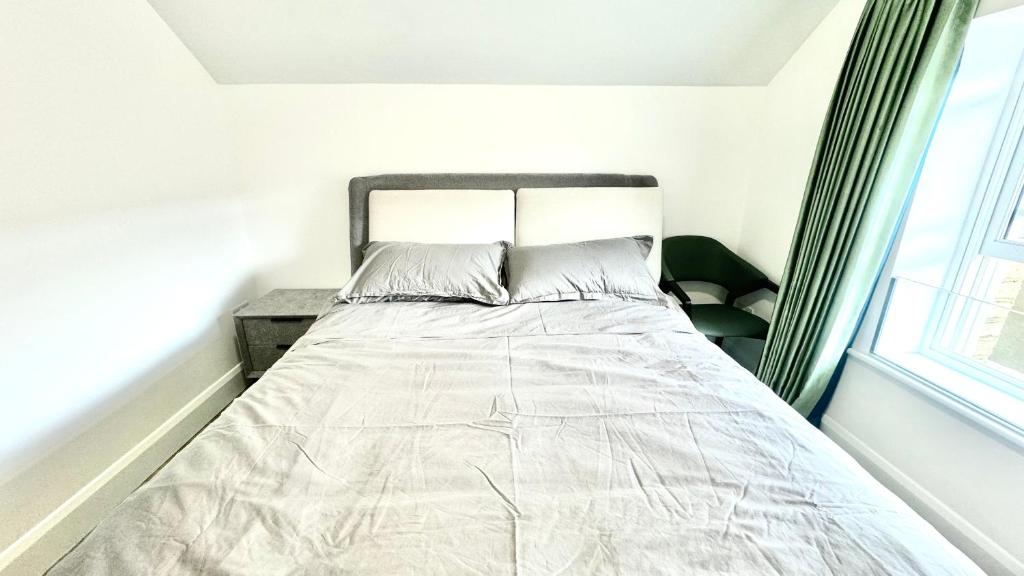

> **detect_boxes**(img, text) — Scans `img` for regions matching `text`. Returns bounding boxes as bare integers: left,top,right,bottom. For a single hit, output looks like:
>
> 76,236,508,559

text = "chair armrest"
659,278,693,316
728,278,780,305
723,250,780,298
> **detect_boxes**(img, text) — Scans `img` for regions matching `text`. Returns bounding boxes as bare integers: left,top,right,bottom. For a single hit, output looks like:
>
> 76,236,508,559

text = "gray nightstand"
233,289,338,383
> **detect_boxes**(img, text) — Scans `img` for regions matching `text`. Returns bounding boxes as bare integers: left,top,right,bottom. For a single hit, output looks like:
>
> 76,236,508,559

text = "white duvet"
50,300,982,575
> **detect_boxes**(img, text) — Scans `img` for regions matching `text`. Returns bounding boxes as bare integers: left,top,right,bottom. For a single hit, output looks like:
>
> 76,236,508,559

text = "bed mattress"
50,300,982,575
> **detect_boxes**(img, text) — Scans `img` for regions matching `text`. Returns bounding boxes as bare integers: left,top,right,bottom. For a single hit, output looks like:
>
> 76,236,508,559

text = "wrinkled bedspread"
51,300,982,575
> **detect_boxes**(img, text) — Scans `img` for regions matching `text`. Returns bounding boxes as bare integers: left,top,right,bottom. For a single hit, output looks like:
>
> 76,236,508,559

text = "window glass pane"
887,10,1024,288
874,274,1024,403
933,259,1024,380
1005,184,1024,243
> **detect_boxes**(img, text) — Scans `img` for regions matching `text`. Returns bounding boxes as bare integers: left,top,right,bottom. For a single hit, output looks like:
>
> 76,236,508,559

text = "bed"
49,174,982,575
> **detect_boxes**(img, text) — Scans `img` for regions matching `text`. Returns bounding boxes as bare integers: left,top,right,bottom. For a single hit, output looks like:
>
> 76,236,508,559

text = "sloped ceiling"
147,0,841,86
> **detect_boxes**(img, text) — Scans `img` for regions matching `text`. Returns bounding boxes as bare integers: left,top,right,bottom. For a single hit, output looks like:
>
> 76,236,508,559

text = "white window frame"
971,49,1024,263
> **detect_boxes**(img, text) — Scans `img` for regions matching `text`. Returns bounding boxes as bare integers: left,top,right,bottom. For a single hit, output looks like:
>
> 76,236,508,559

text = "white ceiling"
147,0,841,86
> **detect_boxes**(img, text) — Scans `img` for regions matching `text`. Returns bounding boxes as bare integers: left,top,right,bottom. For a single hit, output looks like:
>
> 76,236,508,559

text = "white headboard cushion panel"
515,187,663,278
369,189,515,244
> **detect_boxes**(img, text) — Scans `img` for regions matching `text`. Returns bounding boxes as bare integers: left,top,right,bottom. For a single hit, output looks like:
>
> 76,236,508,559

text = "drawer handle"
270,317,305,324
275,344,291,351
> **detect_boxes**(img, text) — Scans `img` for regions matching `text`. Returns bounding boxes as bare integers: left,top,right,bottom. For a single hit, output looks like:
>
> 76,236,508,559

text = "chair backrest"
662,235,769,298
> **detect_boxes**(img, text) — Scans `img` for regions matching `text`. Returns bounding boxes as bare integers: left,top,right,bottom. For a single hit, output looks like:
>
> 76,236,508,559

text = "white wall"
737,0,867,283
213,0,869,324
223,84,762,292
823,356,1024,575
0,0,255,571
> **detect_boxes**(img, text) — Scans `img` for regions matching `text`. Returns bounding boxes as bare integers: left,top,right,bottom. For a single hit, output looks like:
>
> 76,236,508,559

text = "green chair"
660,236,778,346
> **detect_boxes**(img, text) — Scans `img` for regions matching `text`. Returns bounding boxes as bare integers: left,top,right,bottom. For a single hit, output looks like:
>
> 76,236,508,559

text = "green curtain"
757,0,978,417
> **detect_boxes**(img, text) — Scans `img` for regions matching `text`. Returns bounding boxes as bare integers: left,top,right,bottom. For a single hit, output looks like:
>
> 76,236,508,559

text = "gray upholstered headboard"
348,173,659,273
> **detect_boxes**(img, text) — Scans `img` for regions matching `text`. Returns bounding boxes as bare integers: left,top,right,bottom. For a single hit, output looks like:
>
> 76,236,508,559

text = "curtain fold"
757,0,978,417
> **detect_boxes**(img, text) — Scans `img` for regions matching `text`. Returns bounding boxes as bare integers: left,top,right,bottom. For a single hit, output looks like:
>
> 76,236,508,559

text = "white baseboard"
0,363,245,575
821,414,1024,576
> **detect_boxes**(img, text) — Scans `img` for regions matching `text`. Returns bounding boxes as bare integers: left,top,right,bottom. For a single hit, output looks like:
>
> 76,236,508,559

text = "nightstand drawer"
242,317,315,346
249,344,291,371
234,289,338,384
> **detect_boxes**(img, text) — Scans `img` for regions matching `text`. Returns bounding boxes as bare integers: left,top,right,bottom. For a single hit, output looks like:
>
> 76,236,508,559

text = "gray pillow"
336,241,510,305
506,236,665,304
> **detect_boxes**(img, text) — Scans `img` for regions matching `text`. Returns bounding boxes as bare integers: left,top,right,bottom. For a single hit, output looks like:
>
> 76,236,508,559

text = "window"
870,7,1024,428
